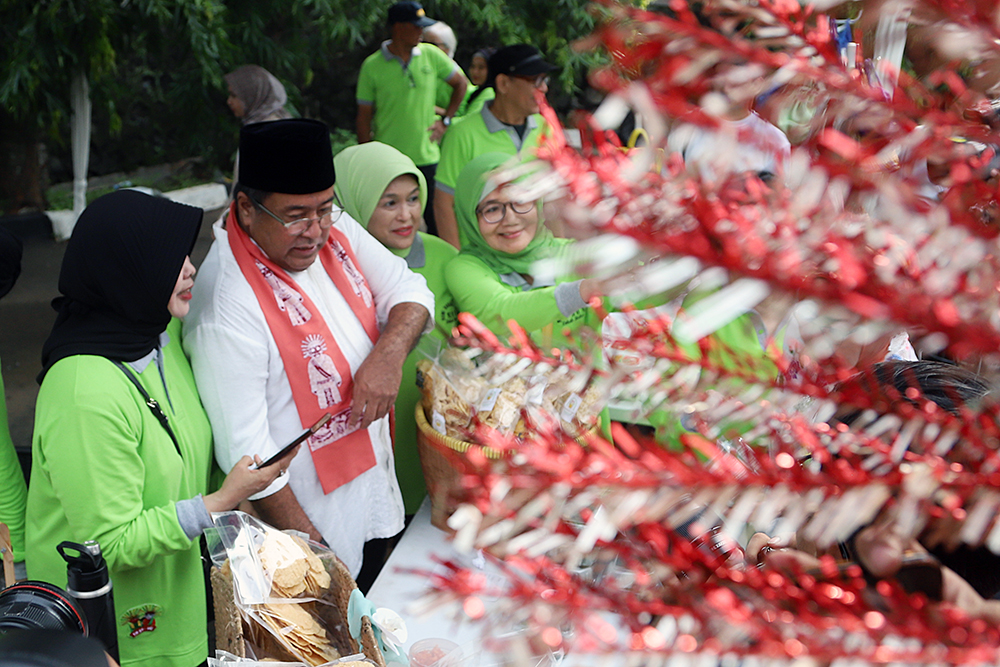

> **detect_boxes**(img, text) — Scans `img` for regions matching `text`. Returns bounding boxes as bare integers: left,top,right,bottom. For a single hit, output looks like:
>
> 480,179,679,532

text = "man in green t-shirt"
434,44,557,248
356,1,467,237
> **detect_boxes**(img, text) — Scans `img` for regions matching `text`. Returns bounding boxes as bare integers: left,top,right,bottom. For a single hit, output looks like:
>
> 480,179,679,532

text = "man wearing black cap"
434,44,558,248
357,1,467,237
183,119,434,579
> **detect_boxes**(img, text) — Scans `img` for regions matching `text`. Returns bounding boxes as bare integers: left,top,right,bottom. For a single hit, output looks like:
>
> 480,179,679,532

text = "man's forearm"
251,485,324,544
347,301,430,430
434,190,460,248
378,301,430,358
444,77,467,119
356,105,373,144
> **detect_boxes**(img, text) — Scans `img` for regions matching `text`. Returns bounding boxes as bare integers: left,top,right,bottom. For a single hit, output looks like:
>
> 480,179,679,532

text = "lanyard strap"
111,360,182,458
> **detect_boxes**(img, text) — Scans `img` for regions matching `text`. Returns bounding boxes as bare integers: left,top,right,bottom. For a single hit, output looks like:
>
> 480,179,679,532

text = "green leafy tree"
0,0,637,212
0,0,232,210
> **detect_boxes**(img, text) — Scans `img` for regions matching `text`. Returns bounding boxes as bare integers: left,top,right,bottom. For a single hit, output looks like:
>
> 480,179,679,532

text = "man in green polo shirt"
434,44,557,248
357,1,467,237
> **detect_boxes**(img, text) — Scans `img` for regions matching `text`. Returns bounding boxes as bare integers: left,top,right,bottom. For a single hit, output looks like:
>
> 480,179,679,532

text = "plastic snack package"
416,346,488,438
207,512,380,666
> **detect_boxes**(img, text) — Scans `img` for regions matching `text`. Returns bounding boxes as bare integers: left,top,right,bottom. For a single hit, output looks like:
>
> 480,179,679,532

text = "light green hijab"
333,142,427,258
455,152,566,276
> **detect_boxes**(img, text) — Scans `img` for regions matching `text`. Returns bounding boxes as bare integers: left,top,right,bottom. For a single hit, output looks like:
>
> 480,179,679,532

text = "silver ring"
279,469,287,477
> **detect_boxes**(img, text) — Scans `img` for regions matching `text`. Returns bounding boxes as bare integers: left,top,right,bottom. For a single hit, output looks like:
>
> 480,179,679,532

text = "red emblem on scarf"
227,204,379,493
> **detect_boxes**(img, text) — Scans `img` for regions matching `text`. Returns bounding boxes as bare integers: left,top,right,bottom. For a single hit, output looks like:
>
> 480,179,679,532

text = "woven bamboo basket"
0,523,14,588
415,402,599,532
211,551,385,666
414,404,509,531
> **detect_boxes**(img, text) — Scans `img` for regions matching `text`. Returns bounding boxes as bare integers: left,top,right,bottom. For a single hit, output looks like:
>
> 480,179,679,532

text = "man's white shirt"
183,212,434,577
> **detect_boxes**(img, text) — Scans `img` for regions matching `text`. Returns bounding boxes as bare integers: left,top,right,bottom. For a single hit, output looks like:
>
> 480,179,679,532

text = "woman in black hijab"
25,191,299,667
0,225,26,578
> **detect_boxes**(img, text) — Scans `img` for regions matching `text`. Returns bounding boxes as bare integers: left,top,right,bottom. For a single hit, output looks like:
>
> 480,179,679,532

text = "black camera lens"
0,629,109,667
0,581,88,635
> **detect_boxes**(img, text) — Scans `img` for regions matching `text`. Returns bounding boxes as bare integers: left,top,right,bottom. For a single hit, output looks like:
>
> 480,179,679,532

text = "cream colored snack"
259,601,341,666
253,530,343,664
416,357,485,434
479,377,527,434
258,530,310,597
289,534,331,597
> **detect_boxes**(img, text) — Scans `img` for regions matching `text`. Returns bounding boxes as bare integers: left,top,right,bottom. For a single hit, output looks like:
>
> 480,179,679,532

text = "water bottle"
58,540,119,663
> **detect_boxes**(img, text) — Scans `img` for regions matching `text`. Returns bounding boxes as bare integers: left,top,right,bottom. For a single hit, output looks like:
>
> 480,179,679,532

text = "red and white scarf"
227,204,378,494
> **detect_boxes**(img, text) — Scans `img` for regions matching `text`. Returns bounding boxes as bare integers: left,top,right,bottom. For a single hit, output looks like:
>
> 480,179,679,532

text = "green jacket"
396,232,458,514
0,361,27,563
26,319,213,667
445,252,596,350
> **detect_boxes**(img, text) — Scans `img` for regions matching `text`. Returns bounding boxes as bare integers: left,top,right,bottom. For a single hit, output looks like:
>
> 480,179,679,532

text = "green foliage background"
0,0,630,184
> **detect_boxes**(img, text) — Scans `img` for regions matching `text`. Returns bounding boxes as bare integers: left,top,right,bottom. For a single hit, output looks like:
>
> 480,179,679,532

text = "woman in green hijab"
334,142,458,516
444,152,602,345
444,153,775,447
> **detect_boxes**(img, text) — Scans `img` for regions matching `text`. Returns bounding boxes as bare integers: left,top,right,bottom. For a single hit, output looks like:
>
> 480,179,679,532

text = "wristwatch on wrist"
442,116,452,127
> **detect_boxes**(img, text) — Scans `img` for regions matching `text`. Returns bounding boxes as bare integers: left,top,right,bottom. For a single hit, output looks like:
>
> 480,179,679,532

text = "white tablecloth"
367,499,569,667
367,499,489,663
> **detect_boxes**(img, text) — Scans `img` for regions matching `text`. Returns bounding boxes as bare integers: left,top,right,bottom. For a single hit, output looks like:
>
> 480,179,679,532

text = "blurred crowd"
3,1,1000,665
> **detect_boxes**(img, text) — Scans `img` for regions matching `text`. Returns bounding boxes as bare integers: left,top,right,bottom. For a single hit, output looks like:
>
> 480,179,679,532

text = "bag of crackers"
415,345,488,439
415,343,603,441
207,512,386,667
209,649,378,667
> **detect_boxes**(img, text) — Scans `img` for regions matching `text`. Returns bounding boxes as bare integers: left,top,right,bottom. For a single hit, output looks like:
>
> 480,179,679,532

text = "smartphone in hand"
251,413,331,470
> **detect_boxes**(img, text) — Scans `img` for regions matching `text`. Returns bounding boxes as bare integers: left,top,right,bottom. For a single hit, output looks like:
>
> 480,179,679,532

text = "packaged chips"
416,352,485,439
416,345,603,441
256,601,342,666
257,531,331,599
208,512,385,667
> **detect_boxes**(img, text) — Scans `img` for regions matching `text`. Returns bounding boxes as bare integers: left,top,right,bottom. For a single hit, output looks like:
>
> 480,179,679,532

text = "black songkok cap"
239,119,336,194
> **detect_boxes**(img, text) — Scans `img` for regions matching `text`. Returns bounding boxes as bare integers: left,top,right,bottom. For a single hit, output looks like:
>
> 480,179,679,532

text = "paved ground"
1,208,220,477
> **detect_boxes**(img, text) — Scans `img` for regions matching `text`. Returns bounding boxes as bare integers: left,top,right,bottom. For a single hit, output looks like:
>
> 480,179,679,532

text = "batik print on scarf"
226,204,379,493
